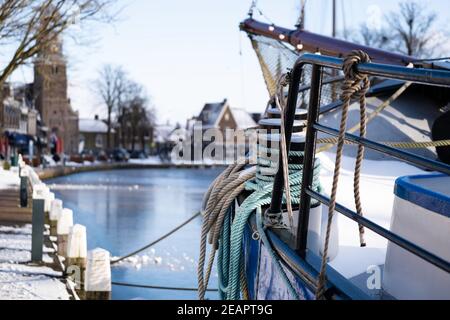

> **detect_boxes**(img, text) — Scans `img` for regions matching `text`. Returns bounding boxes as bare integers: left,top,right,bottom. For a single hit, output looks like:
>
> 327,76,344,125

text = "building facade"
184,99,257,162
0,83,38,160
79,116,109,152
34,37,79,155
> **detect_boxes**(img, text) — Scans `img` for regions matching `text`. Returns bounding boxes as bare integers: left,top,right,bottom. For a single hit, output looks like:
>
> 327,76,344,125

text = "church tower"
34,35,79,155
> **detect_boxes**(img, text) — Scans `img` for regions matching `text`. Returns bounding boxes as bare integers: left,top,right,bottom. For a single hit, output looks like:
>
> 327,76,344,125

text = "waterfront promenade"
0,168,72,300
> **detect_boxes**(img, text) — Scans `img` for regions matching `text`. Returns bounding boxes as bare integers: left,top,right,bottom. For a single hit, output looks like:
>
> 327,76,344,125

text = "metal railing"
269,53,450,274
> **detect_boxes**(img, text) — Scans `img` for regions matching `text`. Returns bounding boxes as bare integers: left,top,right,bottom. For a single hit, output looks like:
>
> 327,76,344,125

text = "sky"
9,0,450,126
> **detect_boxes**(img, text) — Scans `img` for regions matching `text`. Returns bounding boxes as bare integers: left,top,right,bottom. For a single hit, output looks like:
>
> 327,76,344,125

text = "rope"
198,163,256,300
112,282,218,292
111,212,201,265
315,50,371,300
275,73,295,229
224,149,321,300
316,81,412,153
198,141,322,300
317,137,450,149
352,55,370,248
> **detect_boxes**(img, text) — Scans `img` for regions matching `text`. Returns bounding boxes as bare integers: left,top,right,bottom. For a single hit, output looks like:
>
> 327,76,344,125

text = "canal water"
47,168,224,300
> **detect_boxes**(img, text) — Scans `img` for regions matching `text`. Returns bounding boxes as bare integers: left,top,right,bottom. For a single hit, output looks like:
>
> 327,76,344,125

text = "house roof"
198,100,228,128
79,119,108,133
197,99,257,130
154,124,178,143
229,108,257,129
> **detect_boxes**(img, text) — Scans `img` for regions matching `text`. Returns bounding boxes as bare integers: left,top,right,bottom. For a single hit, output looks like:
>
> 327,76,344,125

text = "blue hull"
243,223,315,300
242,221,372,300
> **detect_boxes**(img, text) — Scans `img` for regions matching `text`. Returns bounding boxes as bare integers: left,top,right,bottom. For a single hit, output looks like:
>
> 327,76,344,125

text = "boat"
197,3,450,300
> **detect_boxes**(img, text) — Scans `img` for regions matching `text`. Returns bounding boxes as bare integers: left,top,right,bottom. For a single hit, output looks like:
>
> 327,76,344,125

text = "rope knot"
341,50,371,101
343,50,371,81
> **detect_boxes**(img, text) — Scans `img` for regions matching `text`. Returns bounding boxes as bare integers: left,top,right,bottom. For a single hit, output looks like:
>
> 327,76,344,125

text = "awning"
4,131,35,147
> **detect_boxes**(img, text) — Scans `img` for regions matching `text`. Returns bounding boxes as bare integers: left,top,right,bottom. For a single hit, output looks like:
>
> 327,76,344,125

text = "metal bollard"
31,197,45,263
20,174,28,208
31,184,49,263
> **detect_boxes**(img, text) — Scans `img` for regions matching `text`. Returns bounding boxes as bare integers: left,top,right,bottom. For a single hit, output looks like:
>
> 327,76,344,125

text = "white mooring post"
49,199,63,236
85,248,112,300
57,208,73,259
67,224,88,292
44,192,55,225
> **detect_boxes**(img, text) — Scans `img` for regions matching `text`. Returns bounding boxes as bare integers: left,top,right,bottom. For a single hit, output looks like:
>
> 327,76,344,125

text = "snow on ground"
0,224,71,300
0,168,20,190
317,152,426,278
128,156,162,165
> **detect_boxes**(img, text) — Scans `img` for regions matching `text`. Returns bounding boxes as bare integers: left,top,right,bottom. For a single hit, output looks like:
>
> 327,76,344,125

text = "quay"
35,161,226,180
0,167,72,300
0,159,129,300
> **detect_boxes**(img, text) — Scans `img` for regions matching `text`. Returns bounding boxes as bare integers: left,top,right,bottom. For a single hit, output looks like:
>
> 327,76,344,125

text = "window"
203,111,210,122
95,134,104,148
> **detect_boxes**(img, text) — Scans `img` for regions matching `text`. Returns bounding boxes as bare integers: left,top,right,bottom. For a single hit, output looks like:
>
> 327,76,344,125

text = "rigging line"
296,0,307,29
239,31,246,111
278,39,300,56
254,5,276,26
110,212,201,265
248,0,258,17
112,281,219,292
413,57,450,62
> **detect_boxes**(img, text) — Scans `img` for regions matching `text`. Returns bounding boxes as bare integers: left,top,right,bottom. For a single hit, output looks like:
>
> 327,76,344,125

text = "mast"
296,0,306,29
332,0,336,37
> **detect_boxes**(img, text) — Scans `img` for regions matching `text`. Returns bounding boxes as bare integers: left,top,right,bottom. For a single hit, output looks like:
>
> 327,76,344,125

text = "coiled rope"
197,133,322,300
315,50,371,300
198,163,256,300
216,144,321,300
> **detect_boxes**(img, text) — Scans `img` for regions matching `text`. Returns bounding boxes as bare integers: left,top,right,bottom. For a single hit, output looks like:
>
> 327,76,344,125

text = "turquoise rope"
217,148,322,300
218,208,231,299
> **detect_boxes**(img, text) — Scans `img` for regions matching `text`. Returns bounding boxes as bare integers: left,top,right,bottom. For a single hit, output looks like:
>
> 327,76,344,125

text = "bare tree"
95,66,156,151
0,0,116,86
120,84,155,151
94,64,126,149
384,1,437,57
353,24,387,48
